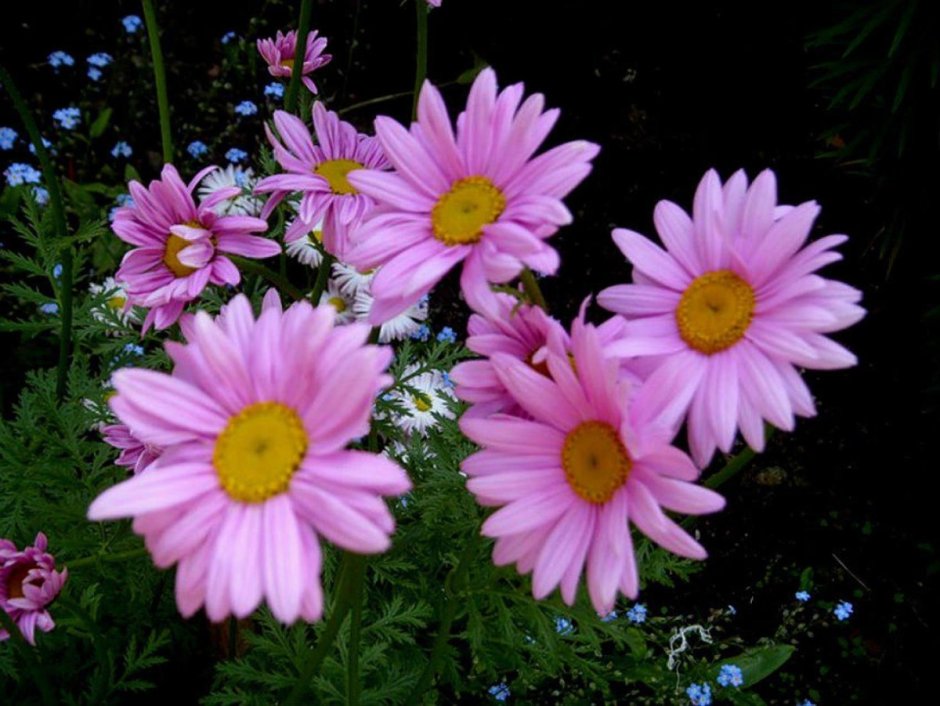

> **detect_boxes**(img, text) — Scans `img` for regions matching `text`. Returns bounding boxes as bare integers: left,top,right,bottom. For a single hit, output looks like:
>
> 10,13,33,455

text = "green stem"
0,66,73,402
519,267,548,312
66,547,149,570
285,0,313,115
705,426,776,490
229,256,306,301
309,252,335,304
408,527,480,699
346,561,365,706
0,610,55,705
338,90,415,116
413,0,429,120
286,552,366,706
141,0,173,163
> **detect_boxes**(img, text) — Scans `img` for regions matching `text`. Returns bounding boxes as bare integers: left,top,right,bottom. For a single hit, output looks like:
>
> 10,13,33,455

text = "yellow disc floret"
163,234,198,278
561,421,631,504
431,176,506,246
412,394,433,413
328,296,347,313
213,402,308,503
676,270,755,355
315,159,363,195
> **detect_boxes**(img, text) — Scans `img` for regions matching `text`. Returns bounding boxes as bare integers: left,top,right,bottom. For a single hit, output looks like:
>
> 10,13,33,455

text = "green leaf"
712,644,795,688
124,163,142,184
89,107,113,138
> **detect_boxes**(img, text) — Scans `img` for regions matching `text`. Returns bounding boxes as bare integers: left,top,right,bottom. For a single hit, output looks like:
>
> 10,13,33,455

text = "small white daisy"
197,164,263,216
318,279,357,324
332,260,376,296
353,287,428,343
88,276,139,330
285,225,325,268
385,364,455,436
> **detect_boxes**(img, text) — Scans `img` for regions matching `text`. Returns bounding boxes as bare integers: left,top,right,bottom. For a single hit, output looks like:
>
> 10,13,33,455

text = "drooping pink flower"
88,291,410,624
101,423,162,474
255,104,390,260
451,293,643,419
1,533,68,645
460,309,725,614
344,68,599,323
113,164,279,332
598,169,865,467
257,30,332,95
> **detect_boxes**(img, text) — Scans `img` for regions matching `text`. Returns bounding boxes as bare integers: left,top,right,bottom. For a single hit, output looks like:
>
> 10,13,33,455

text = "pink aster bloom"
460,310,724,614
88,291,411,624
257,30,332,95
598,169,865,467
344,68,599,323
451,293,643,419
1,533,68,645
102,423,162,474
255,104,390,260
113,164,279,332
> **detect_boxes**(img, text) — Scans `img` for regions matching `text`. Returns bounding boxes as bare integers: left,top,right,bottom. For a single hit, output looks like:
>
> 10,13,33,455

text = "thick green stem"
285,0,313,115
66,547,149,570
286,552,366,705
309,252,335,304
230,256,306,301
408,527,480,699
412,0,429,120
519,267,548,312
141,0,173,163
0,66,73,402
346,563,365,706
0,610,55,704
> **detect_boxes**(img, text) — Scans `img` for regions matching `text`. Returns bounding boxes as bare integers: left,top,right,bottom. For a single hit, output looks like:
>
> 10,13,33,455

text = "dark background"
1,0,937,702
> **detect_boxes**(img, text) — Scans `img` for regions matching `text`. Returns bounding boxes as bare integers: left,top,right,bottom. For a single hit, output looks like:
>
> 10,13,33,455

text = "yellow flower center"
163,234,198,278
5,562,37,599
561,421,631,504
307,230,323,244
431,176,506,246
280,58,295,69
328,296,347,313
213,402,308,503
314,159,363,195
412,394,433,413
106,295,126,310
676,270,755,355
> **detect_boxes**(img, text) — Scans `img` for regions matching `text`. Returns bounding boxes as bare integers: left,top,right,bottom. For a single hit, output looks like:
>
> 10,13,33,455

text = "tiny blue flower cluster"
834,600,853,621
717,664,744,688
187,140,209,158
48,51,75,69
53,107,82,130
686,682,712,706
488,682,510,702
221,31,237,45
795,591,811,602
626,603,647,624
554,616,574,635
0,127,17,150
225,148,248,164
436,326,456,343
122,15,143,33
409,324,431,341
264,82,285,99
111,141,133,159
4,163,42,187
235,101,258,117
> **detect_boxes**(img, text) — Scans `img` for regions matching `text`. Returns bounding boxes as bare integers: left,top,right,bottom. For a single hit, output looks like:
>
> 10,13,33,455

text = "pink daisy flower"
256,30,332,95
102,423,162,475
255,104,390,260
1,533,68,645
88,291,410,624
451,293,642,419
460,309,725,614
598,169,865,467
344,68,599,323
113,164,279,332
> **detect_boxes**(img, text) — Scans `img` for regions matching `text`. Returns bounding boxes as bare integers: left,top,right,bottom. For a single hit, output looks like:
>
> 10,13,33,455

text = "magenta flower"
113,164,278,332
255,104,390,259
1,533,68,645
460,309,725,614
88,291,411,624
598,169,865,466
256,30,332,95
102,423,162,475
345,68,599,323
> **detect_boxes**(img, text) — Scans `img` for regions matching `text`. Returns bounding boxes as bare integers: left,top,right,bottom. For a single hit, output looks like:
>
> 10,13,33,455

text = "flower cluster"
257,30,332,95
53,107,81,130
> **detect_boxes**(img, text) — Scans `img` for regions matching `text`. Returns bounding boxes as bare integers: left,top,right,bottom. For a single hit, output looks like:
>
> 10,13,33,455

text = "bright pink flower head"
345,68,600,323
1,533,68,645
255,104,390,260
88,291,411,624
113,164,279,332
256,30,332,95
460,309,725,615
598,169,865,467
102,423,162,474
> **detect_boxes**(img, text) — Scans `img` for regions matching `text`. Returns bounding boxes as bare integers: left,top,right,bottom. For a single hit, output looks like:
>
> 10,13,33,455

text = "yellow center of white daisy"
328,296,347,313
412,394,433,413
106,295,126,310
431,176,506,246
676,270,755,355
5,562,36,599
307,230,323,244
213,402,308,503
315,159,363,195
562,421,631,504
